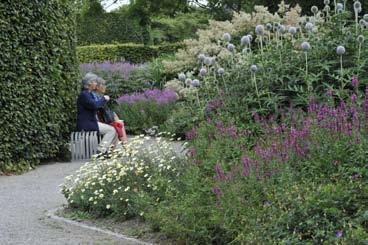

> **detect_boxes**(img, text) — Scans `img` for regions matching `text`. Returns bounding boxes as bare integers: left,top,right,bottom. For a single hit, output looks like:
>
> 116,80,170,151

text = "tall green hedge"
0,0,78,173
77,43,183,64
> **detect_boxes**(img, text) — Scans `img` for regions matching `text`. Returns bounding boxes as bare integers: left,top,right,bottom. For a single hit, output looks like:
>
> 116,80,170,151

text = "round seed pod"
336,46,346,55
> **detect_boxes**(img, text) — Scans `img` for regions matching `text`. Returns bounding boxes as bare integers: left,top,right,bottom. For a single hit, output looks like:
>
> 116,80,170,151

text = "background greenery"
0,0,78,173
77,43,183,63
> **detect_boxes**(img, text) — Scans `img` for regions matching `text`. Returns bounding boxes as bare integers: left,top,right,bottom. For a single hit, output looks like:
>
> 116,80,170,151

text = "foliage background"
0,0,78,173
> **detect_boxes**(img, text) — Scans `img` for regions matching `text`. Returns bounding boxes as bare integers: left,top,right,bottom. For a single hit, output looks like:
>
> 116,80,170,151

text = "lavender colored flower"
241,35,251,46
242,155,251,176
288,26,297,35
227,43,235,52
250,65,258,73
178,73,186,81
352,77,359,89
223,33,231,42
336,46,346,55
214,164,226,181
336,230,343,238
351,93,358,104
217,68,225,76
206,99,224,113
212,187,223,200
255,25,265,36
301,41,311,51
79,61,141,81
117,89,178,105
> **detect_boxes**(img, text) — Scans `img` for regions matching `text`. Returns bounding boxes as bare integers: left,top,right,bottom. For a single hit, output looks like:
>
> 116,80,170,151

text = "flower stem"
253,74,261,109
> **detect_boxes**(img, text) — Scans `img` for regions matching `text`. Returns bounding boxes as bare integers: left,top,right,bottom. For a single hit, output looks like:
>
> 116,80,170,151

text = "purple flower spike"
327,88,333,97
352,77,359,89
336,230,343,238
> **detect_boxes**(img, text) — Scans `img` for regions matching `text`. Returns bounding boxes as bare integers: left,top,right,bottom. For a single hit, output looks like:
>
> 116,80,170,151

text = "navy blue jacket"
77,90,106,132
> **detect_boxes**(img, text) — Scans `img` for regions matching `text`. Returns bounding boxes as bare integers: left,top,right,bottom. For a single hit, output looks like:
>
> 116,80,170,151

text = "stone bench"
70,131,101,161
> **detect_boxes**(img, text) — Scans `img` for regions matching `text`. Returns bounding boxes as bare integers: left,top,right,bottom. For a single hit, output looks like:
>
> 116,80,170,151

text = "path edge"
46,207,152,245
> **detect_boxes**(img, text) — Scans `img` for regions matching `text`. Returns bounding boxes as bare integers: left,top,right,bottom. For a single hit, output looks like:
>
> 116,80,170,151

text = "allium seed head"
191,79,200,87
241,35,251,46
336,3,344,12
199,68,207,77
204,57,212,66
357,35,365,43
336,45,346,55
364,14,368,21
324,0,330,5
247,34,253,41
227,43,235,52
324,5,331,12
301,41,311,51
250,65,258,73
255,25,265,36
311,6,319,14
278,25,286,33
217,68,225,75
178,73,186,81
359,19,367,27
266,23,273,31
223,33,231,42
305,22,314,31
198,53,205,62
354,1,362,12
185,78,192,86
288,26,297,35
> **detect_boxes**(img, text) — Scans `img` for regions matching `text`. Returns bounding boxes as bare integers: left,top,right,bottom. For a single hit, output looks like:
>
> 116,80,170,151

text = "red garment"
110,121,124,138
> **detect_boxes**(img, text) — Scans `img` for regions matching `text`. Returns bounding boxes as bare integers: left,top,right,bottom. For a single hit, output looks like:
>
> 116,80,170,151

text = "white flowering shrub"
62,135,186,218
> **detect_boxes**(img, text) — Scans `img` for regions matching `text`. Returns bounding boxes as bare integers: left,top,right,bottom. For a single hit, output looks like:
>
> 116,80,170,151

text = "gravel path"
0,161,137,245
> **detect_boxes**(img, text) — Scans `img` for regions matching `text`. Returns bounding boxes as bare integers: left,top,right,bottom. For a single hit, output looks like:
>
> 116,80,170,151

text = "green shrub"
77,43,183,64
0,0,78,173
150,89,368,243
62,136,186,219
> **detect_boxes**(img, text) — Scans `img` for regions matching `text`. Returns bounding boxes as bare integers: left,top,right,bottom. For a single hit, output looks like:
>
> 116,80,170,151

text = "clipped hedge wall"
0,0,78,173
77,43,183,64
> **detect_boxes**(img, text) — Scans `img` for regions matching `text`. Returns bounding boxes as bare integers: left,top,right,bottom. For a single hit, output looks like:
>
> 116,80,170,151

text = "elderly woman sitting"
93,77,128,143
76,73,117,154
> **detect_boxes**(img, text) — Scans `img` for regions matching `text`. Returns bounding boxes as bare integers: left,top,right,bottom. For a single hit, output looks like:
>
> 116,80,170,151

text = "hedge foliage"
76,12,145,46
0,0,78,173
77,43,183,64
